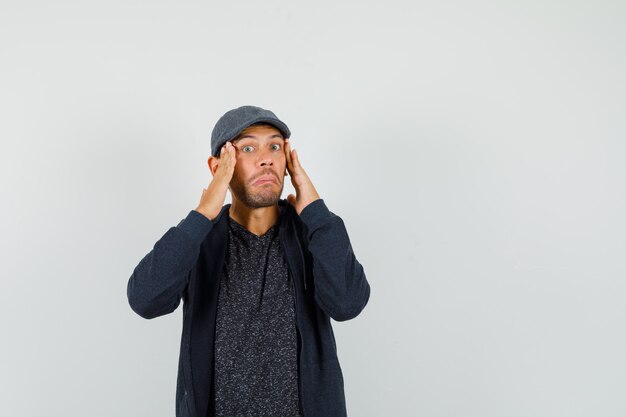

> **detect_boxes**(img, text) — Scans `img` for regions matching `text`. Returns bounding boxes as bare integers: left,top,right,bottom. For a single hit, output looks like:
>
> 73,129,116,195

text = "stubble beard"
229,172,284,208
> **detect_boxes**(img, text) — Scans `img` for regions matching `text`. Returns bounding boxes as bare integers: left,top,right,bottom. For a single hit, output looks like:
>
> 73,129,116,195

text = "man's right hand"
194,142,236,221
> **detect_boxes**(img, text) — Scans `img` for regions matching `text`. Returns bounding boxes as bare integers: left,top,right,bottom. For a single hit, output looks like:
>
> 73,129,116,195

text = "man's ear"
208,155,219,176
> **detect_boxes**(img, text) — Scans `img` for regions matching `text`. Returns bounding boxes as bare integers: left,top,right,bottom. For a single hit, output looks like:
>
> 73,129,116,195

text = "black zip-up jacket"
127,198,371,417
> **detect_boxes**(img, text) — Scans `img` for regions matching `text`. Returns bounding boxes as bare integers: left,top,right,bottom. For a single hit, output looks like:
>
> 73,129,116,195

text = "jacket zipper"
294,230,308,291
292,280,306,417
282,224,306,417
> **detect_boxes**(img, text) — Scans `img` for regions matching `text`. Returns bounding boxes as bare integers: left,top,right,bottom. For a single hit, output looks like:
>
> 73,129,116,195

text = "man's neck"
228,199,281,237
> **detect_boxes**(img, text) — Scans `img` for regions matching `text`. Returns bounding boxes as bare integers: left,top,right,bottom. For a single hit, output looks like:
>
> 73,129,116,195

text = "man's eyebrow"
232,134,284,142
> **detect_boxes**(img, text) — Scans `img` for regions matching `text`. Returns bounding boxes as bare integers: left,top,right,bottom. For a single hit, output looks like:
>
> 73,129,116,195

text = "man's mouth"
253,175,278,185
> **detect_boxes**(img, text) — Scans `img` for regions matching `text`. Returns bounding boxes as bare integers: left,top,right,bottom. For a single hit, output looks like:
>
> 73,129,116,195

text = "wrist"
194,206,215,221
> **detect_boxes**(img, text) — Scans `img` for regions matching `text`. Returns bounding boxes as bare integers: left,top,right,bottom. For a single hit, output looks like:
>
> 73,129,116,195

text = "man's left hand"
284,138,320,215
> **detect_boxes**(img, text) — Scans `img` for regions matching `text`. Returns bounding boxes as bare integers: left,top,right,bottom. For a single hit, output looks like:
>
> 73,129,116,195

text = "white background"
1,1,625,416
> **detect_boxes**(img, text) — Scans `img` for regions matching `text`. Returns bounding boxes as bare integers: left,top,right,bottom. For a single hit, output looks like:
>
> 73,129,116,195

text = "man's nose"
258,148,274,166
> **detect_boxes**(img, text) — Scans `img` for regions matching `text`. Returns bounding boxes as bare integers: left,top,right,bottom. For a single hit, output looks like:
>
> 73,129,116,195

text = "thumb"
287,193,296,206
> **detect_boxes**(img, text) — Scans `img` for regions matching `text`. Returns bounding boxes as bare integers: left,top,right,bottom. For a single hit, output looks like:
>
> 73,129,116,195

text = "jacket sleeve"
126,209,214,319
298,199,371,322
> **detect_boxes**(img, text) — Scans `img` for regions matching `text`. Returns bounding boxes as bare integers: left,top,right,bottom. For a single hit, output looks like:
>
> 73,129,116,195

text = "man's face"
228,124,287,208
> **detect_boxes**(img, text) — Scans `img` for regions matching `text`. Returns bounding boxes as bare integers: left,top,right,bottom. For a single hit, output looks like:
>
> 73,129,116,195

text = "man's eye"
242,145,254,152
271,144,281,151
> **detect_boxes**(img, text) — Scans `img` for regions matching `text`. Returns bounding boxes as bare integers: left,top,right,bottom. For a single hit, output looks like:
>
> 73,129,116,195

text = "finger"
291,148,302,170
284,139,294,173
220,145,229,165
219,143,236,174
284,139,291,165
226,142,235,161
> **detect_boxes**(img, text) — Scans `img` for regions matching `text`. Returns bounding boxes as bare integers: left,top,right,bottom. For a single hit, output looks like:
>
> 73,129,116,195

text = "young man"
127,105,371,417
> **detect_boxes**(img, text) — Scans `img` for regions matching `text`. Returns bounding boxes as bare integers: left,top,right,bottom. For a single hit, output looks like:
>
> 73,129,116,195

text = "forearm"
299,199,371,321
127,209,213,319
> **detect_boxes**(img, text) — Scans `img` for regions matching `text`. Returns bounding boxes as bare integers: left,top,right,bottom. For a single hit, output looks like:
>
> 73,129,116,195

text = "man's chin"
230,180,284,209
238,191,282,209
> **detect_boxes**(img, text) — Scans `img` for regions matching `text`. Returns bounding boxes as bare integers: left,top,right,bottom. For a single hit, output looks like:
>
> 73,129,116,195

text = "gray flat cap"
210,105,291,157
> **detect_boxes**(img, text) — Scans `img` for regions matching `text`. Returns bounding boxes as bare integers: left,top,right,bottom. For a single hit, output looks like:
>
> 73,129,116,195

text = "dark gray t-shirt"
213,208,302,417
